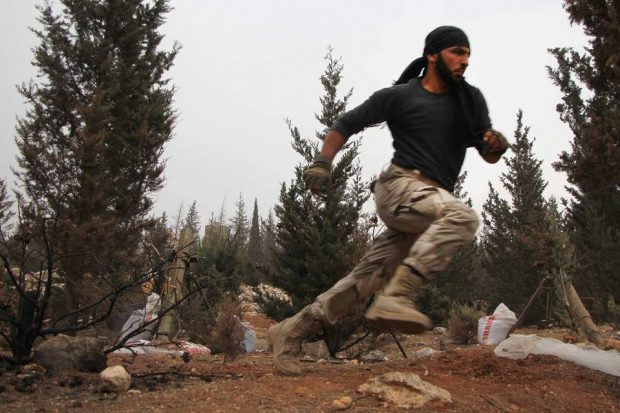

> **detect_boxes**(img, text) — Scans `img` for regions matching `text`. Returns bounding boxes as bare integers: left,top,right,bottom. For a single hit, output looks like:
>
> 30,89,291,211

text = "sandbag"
478,303,517,345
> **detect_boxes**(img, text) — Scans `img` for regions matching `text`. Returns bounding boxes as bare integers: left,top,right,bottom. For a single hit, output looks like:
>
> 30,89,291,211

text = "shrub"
448,303,485,344
208,296,245,361
417,285,452,325
252,285,296,321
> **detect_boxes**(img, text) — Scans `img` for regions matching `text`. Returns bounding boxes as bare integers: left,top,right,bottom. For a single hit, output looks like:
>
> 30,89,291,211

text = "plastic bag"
242,321,257,353
495,334,620,377
477,303,517,345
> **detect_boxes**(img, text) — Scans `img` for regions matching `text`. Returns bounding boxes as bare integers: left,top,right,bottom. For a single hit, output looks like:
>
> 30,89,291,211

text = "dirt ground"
1,315,619,412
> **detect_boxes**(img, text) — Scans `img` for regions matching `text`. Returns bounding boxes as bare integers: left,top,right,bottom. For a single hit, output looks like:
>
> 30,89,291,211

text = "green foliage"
481,111,551,323
246,198,262,283
417,285,452,326
547,0,620,320
253,288,296,321
197,207,241,293
184,201,201,251
448,303,485,344
272,48,370,312
13,0,179,313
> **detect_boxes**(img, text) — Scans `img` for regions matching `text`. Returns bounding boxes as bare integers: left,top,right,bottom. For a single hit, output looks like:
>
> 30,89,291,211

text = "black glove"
303,154,331,193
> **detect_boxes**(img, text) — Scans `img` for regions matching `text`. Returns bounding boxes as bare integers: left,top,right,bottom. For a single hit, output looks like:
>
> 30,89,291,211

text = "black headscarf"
395,26,470,85
395,26,484,143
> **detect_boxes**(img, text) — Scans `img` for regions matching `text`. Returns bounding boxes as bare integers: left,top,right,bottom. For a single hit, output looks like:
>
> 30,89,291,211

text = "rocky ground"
1,314,619,412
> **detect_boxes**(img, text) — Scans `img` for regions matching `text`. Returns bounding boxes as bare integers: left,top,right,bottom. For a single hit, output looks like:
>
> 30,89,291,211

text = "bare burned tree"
0,198,201,364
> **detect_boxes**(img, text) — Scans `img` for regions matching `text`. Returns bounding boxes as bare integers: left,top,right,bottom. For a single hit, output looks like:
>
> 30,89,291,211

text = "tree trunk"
562,270,605,346
157,227,194,340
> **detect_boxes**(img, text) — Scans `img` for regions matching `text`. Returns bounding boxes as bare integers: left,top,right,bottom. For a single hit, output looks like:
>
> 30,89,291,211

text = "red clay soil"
1,321,619,412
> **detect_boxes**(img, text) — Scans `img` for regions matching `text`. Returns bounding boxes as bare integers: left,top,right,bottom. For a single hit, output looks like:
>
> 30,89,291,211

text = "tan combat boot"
365,265,433,334
268,308,322,376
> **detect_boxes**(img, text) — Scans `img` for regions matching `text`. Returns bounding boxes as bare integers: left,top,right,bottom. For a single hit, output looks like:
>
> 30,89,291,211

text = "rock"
302,340,331,359
34,334,107,373
604,338,620,351
20,363,46,378
413,347,434,359
433,327,447,334
361,350,388,362
70,399,83,408
16,373,36,387
357,372,452,409
100,365,131,393
332,396,353,410
127,389,142,396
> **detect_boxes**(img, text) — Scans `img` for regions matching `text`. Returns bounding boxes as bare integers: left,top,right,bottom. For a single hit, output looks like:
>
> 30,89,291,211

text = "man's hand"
481,129,509,164
303,154,332,194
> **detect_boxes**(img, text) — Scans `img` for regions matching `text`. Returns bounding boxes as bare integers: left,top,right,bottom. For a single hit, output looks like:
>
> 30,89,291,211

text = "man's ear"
427,52,439,63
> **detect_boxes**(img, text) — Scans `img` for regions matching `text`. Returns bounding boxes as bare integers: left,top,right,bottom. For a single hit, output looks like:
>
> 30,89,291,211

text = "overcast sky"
0,1,589,227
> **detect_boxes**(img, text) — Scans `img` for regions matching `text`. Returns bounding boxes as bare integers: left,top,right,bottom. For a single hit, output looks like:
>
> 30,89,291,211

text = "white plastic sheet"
495,334,620,377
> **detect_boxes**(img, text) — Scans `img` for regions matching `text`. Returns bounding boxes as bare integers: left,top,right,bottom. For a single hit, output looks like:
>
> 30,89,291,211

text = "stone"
332,396,353,410
361,350,388,362
302,340,331,359
357,372,452,409
413,347,434,359
100,365,131,393
433,327,447,334
20,363,46,378
70,400,83,408
34,334,107,373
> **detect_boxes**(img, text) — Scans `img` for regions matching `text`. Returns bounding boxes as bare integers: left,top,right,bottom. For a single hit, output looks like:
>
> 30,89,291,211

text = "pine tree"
246,198,262,282
272,48,369,310
481,111,551,322
13,0,178,316
230,194,249,249
184,200,201,251
0,179,12,235
547,0,620,319
259,210,278,281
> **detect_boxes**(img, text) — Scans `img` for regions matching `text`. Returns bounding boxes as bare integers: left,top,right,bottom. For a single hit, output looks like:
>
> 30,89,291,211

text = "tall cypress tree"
273,48,369,310
13,1,178,316
246,198,262,283
547,0,620,318
481,111,551,322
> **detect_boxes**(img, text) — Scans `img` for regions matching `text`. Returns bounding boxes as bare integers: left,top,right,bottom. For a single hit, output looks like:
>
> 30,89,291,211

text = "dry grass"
209,296,245,361
448,303,485,344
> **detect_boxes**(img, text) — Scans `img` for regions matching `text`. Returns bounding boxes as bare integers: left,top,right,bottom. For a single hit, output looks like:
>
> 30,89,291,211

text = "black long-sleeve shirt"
331,78,491,191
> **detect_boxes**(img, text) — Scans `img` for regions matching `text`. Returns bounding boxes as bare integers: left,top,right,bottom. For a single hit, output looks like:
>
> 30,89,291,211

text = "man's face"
435,46,470,85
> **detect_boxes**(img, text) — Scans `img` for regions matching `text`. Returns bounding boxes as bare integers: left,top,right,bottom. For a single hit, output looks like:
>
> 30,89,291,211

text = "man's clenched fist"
303,154,332,194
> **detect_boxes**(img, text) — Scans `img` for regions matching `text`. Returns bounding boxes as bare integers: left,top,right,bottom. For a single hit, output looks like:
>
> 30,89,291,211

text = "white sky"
0,1,589,227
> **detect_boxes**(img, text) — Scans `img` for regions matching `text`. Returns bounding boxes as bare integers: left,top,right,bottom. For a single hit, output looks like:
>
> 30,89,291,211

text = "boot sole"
365,298,433,334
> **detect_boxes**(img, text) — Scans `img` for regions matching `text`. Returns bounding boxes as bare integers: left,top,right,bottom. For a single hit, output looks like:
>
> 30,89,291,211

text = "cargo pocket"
393,185,440,232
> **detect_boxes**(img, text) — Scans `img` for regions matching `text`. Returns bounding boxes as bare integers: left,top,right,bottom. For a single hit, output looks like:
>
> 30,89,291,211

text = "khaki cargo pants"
306,163,480,324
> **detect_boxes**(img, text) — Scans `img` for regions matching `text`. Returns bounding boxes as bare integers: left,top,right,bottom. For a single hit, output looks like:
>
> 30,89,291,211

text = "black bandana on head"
395,26,469,85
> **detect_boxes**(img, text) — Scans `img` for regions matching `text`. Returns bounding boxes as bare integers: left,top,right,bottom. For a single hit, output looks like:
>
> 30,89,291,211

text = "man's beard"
436,54,463,85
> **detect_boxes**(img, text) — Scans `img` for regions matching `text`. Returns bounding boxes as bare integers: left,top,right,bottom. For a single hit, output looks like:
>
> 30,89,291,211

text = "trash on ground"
495,334,620,377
